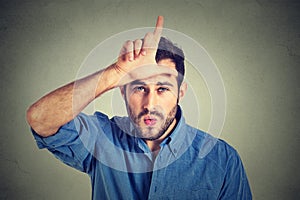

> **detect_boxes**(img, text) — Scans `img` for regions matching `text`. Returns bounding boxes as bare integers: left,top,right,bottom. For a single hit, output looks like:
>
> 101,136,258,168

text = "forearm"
27,16,164,137
26,63,122,137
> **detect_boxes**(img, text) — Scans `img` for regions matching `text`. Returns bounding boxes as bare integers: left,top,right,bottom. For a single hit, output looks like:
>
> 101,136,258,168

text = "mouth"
143,116,157,126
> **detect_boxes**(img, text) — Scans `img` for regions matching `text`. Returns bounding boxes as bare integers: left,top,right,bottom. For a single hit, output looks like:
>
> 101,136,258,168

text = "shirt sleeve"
31,112,108,174
217,150,252,200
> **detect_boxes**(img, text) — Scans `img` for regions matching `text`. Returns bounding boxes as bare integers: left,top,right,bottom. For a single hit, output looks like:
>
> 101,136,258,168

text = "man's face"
122,59,184,141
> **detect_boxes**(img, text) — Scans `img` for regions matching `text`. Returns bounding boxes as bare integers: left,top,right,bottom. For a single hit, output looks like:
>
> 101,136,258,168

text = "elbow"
26,105,36,128
26,105,57,137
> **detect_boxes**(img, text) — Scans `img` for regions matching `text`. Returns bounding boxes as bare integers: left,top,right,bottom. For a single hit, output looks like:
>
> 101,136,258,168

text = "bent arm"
26,64,122,137
27,16,164,137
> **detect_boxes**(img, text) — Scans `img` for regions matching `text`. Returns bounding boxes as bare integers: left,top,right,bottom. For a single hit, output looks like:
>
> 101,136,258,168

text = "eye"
134,86,146,92
157,87,169,93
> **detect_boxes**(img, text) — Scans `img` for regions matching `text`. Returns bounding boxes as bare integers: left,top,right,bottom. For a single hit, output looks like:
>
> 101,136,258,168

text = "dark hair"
155,37,185,86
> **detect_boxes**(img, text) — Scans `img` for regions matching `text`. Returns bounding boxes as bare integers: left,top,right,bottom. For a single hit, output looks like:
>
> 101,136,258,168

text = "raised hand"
27,16,169,137
115,16,166,85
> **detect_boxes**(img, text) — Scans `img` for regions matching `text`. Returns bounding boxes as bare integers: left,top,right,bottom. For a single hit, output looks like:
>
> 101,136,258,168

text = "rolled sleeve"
31,113,102,173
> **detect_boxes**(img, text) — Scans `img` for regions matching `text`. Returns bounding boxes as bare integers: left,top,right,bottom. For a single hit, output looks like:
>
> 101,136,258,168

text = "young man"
27,16,252,199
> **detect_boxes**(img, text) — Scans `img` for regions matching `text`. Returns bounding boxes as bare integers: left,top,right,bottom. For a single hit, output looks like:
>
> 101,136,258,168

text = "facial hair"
127,104,178,141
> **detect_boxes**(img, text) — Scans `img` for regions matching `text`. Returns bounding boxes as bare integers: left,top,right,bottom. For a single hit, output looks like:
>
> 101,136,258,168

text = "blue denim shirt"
32,109,252,200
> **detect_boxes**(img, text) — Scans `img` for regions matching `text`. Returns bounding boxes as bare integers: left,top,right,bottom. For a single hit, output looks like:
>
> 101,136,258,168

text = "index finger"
153,16,164,39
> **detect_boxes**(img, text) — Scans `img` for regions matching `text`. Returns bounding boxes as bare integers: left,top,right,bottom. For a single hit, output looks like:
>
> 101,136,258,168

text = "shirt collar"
159,106,187,157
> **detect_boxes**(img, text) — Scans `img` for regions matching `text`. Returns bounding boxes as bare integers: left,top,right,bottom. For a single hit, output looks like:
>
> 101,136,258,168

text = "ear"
178,82,187,101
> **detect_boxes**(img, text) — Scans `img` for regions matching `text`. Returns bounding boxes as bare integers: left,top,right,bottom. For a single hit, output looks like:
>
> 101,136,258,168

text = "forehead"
129,74,178,86
129,58,177,86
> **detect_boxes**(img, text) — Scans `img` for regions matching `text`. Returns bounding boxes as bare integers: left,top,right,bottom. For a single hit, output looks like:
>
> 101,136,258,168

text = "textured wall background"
0,0,299,199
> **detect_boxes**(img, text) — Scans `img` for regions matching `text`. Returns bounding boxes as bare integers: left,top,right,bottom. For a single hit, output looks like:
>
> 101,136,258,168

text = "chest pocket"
150,156,224,199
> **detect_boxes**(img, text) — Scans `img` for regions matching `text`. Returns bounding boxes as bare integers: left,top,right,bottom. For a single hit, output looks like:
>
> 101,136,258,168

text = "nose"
143,90,157,110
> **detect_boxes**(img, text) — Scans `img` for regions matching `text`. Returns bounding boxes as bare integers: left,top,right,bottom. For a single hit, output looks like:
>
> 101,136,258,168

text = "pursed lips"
143,115,158,126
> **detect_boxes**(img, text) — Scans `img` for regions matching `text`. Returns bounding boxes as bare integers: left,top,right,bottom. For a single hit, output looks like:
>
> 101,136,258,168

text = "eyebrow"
129,80,174,87
157,81,174,87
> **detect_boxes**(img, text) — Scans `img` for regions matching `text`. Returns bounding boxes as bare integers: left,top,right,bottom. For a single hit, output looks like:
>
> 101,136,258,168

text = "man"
27,16,252,199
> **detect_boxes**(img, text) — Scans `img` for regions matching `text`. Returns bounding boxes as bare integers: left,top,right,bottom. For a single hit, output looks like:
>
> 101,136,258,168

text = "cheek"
159,97,178,111
127,95,142,109
164,90,179,102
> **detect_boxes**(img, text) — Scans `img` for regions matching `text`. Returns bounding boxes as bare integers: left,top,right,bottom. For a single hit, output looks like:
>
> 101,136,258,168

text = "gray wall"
1,0,299,199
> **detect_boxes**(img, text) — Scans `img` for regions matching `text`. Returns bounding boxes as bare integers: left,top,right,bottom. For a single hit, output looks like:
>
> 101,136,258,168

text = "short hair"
155,37,185,86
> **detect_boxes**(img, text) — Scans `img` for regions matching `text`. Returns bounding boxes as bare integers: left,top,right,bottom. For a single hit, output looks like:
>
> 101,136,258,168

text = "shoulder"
187,125,241,170
76,111,112,127
61,112,118,135
94,112,130,126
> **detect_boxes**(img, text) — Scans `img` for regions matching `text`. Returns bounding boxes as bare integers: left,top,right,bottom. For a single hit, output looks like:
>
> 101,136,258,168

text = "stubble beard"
127,104,178,141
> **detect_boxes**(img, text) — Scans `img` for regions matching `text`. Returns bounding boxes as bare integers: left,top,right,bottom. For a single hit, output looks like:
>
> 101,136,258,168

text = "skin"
122,59,186,151
26,16,187,151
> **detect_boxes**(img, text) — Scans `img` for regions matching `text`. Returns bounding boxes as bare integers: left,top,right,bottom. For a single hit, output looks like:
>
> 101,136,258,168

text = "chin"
139,129,165,141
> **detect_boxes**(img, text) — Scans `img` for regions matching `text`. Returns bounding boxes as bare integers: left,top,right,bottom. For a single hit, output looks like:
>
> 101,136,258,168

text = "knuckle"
124,40,133,47
134,39,142,49
134,39,142,44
